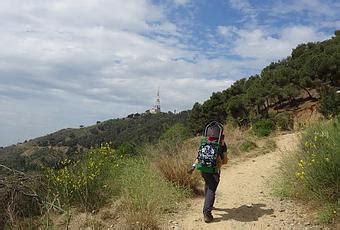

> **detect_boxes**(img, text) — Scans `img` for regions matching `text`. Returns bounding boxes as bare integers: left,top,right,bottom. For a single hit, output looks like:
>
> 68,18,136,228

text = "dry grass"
0,166,45,229
122,200,160,230
224,126,256,156
152,138,202,194
223,125,278,157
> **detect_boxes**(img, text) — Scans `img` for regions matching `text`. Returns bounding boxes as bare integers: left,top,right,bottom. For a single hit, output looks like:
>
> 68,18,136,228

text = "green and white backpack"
196,121,224,173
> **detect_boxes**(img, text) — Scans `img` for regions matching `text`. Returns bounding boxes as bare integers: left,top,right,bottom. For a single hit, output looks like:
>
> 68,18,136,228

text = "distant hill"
0,111,190,171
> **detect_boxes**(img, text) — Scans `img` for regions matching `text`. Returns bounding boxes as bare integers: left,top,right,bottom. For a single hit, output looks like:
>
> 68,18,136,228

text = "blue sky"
0,0,339,146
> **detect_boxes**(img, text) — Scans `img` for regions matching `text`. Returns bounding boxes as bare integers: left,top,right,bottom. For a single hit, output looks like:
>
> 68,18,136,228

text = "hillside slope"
0,111,190,171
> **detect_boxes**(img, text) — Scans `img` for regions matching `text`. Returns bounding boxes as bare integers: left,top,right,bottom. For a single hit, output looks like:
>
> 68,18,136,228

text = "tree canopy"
189,30,340,134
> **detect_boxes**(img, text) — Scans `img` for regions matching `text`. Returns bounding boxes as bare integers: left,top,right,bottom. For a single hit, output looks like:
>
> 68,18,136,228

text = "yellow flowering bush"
46,143,123,209
297,122,339,205
278,118,339,223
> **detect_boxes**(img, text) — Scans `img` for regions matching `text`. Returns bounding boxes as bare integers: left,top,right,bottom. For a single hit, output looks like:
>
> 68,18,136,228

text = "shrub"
116,143,138,156
0,166,46,229
46,143,122,210
252,119,275,137
160,123,191,144
276,119,340,223
319,86,339,118
274,112,293,131
120,158,187,229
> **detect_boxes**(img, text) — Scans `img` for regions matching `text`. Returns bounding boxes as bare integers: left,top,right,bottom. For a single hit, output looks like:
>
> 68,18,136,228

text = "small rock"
260,191,264,194
267,224,270,227
271,214,276,218
252,159,256,162
279,209,285,212
246,203,253,208
171,225,175,229
304,222,311,226
110,225,114,228
280,198,284,201
169,220,172,223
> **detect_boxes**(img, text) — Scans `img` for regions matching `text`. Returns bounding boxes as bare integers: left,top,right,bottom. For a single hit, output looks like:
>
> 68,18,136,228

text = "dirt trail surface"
168,133,326,230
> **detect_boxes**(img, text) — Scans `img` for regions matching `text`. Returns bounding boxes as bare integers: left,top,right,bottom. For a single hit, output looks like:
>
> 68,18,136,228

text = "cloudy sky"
0,0,339,146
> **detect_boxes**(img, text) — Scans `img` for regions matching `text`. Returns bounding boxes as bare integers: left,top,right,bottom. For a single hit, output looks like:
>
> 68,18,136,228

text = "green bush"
160,123,191,145
116,143,138,156
319,87,340,118
274,112,293,131
252,119,275,137
276,119,340,223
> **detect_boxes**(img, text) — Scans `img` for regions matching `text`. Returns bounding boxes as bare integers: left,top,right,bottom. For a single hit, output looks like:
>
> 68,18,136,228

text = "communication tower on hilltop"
150,87,161,114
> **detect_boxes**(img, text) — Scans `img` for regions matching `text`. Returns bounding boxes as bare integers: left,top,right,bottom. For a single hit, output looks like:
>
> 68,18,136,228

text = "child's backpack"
196,121,224,173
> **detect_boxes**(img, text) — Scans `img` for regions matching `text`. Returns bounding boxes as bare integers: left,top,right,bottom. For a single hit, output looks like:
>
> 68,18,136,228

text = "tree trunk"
297,85,314,99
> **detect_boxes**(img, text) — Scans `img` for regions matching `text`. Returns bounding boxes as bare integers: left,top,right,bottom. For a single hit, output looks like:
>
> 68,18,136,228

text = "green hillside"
189,30,340,133
0,111,190,171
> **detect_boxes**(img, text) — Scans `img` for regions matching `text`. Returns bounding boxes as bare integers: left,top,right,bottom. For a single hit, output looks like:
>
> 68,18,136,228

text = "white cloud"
217,25,329,61
229,0,254,12
228,0,257,23
0,0,337,146
272,0,337,17
174,0,191,5
0,0,237,146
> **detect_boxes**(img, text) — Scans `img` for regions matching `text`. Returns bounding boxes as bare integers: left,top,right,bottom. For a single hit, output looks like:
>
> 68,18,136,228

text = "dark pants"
201,172,220,214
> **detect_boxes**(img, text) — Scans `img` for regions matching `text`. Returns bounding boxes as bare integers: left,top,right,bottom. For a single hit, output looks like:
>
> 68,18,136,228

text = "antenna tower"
156,87,161,112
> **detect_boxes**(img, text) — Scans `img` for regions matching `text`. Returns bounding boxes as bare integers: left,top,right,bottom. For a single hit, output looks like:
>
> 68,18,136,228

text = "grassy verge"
274,118,339,223
120,157,187,229
44,143,189,229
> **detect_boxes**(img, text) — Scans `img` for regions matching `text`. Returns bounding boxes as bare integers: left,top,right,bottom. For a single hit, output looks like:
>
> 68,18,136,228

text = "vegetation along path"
169,133,323,229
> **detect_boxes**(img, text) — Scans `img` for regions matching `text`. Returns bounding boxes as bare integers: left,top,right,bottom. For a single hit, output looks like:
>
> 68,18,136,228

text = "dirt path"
167,133,322,229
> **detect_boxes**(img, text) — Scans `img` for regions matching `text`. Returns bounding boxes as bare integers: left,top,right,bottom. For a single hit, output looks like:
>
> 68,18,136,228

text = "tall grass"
120,157,187,229
275,118,340,223
148,137,202,194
